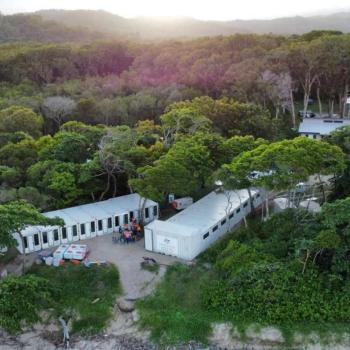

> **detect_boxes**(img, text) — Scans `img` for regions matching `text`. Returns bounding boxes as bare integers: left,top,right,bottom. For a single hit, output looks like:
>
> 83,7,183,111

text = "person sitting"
123,230,133,244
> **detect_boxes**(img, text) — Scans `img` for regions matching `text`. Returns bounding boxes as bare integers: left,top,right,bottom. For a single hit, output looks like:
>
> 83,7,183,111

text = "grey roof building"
299,118,350,139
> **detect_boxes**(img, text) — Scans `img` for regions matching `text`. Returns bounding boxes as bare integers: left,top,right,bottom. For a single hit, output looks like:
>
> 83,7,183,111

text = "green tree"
0,201,63,254
0,106,43,138
38,131,90,163
0,274,53,333
224,137,345,218
0,139,38,172
160,106,212,145
48,171,82,207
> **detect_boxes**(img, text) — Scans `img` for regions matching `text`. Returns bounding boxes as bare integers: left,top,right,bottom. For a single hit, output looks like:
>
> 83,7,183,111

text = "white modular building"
298,118,350,139
14,194,158,254
144,188,263,260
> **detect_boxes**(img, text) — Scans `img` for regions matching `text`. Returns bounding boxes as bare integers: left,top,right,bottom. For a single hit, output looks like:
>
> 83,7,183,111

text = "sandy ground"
85,234,182,299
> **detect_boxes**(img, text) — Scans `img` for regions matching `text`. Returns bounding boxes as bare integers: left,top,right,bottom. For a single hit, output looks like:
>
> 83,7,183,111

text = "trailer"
172,197,193,210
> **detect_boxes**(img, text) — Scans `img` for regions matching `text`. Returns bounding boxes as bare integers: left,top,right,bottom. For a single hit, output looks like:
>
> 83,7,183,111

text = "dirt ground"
18,234,181,300
85,234,181,299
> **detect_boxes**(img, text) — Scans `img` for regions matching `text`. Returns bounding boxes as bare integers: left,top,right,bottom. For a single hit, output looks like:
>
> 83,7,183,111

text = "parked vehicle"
299,110,316,118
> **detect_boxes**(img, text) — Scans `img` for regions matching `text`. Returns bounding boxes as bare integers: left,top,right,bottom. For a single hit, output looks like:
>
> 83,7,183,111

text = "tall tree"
0,106,43,138
41,96,76,127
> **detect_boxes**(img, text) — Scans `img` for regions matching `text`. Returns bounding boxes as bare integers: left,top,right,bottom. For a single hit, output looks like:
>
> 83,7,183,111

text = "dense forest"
2,28,350,344
1,31,350,209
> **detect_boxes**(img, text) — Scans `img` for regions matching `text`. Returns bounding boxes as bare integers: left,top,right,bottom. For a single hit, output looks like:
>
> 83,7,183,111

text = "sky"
1,0,350,21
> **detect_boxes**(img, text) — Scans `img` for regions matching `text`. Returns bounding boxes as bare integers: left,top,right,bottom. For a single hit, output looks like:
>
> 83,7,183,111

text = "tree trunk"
290,90,296,128
247,188,254,212
302,250,310,274
99,172,111,201
343,83,348,118
18,231,26,274
265,193,270,220
330,99,334,117
275,106,279,120
316,86,322,116
303,91,309,117
140,198,147,225
111,173,117,198
317,173,326,203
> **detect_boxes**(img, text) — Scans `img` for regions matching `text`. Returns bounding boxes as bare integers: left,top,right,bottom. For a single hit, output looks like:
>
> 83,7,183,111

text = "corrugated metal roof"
298,118,350,135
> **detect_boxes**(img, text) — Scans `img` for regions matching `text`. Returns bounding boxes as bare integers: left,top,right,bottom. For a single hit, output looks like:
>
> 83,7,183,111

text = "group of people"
116,218,142,244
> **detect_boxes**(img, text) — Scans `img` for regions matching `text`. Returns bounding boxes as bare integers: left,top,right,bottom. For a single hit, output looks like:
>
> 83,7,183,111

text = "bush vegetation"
0,264,121,334
29,264,121,334
137,207,350,345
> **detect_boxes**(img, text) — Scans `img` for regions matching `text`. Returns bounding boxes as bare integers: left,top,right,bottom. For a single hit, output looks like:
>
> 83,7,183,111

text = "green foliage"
137,264,213,345
0,200,64,249
166,97,276,139
215,240,266,276
139,204,350,345
0,139,38,171
0,274,53,333
130,132,224,202
0,131,33,149
0,166,22,187
0,106,43,138
224,137,345,194
203,263,350,325
38,132,90,163
30,264,121,335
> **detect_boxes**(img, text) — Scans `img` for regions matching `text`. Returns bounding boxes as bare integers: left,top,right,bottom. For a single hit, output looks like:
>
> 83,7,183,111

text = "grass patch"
0,247,18,265
141,262,160,274
28,263,121,335
137,263,215,345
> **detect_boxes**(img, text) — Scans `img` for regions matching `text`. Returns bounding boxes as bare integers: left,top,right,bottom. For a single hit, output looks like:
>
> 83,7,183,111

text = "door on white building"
107,217,113,233
80,223,86,240
41,231,49,249
33,232,41,251
61,227,68,243
97,219,104,236
90,221,97,238
72,225,79,241
53,229,60,246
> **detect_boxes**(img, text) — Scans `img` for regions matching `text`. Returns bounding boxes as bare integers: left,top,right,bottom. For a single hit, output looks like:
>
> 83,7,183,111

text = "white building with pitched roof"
15,194,158,254
144,188,263,260
298,118,350,139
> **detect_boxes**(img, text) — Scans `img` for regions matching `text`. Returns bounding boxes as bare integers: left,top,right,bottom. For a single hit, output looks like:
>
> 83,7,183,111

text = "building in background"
298,118,350,139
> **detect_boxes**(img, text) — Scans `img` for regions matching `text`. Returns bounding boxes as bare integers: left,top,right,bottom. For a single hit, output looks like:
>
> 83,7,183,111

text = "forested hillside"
1,30,350,210
0,13,106,43
2,10,350,41
37,9,350,37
